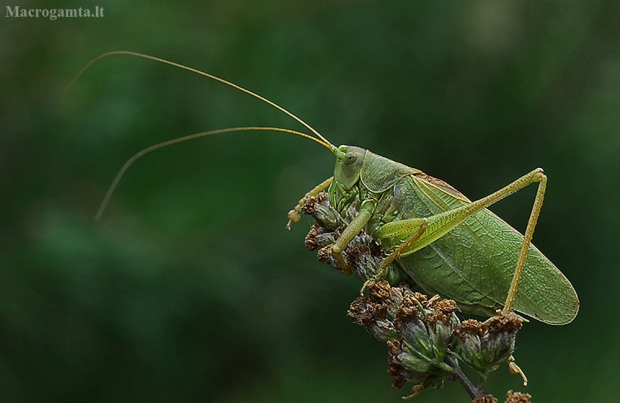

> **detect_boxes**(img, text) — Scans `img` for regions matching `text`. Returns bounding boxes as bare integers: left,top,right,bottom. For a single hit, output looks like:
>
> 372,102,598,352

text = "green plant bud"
302,193,343,231
456,320,487,372
378,286,461,392
387,339,452,392
455,314,522,375
347,243,384,281
393,292,460,365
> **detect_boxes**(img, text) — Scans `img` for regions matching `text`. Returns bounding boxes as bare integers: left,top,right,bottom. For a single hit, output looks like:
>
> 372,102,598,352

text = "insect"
69,51,579,326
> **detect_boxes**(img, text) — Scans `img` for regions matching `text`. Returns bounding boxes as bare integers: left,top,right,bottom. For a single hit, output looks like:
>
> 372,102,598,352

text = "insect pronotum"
68,51,579,326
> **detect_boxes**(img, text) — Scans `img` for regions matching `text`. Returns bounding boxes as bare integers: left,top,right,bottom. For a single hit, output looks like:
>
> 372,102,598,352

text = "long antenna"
67,51,342,220
66,51,336,150
93,126,332,221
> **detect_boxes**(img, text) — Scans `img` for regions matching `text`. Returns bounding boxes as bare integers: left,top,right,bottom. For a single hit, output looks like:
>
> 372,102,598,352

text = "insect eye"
345,152,357,165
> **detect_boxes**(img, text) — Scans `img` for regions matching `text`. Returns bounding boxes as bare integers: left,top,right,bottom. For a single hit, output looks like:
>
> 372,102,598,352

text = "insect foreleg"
331,199,376,275
286,176,333,229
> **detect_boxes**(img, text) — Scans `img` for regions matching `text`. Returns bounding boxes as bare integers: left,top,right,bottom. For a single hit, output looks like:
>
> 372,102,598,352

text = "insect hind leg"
373,168,547,314
502,169,547,314
378,217,429,270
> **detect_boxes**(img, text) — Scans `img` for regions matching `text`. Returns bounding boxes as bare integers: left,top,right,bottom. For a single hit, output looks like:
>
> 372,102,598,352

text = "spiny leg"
371,169,547,309
427,169,547,314
502,170,547,314
377,217,429,270
393,169,548,257
374,170,545,384
411,169,547,314
409,169,545,386
286,176,333,229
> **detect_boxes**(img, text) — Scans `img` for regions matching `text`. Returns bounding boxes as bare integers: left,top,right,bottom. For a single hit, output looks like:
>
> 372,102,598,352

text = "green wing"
389,173,579,325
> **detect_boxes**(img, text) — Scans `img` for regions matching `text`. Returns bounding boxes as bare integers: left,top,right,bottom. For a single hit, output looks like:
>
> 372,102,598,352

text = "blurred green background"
2,1,619,402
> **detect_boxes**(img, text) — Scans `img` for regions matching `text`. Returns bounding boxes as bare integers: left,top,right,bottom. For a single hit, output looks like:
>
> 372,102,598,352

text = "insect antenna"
66,51,337,220
66,51,335,149
92,126,330,221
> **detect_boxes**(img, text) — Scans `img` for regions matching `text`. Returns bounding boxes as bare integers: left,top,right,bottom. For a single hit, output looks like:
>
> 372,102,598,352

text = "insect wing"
393,174,579,325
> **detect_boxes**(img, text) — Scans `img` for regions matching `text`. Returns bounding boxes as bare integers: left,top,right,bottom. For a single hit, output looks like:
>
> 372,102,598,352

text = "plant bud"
455,314,522,377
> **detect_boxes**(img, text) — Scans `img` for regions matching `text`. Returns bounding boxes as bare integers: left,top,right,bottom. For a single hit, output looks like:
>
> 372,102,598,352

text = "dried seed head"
473,395,499,403
317,245,336,266
454,313,522,375
505,390,532,403
348,296,399,341
369,280,392,301
425,299,459,325
387,339,408,388
304,225,321,251
487,313,523,335
458,319,486,336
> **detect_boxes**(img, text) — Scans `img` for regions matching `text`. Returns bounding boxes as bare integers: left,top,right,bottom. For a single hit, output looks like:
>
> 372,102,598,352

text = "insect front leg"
286,176,333,229
330,200,376,275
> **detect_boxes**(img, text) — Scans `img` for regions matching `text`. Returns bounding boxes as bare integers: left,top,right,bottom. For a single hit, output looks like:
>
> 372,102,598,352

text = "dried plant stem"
446,355,484,399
